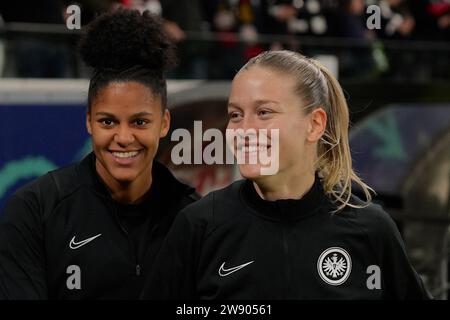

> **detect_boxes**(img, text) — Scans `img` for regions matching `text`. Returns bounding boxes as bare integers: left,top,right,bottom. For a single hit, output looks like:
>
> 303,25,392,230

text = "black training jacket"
0,152,199,299
143,176,431,300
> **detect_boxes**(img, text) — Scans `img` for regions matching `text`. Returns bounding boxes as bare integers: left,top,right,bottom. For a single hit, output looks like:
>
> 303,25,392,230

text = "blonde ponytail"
313,61,375,212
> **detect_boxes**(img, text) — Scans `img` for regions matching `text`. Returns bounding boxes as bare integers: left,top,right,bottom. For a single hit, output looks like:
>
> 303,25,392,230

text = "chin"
110,170,138,183
238,164,264,180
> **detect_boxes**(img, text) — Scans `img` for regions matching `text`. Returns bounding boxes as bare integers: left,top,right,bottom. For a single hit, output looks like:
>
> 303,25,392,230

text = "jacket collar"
240,172,330,221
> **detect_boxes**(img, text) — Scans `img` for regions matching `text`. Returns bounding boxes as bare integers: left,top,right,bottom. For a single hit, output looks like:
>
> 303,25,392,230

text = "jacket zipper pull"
136,264,141,276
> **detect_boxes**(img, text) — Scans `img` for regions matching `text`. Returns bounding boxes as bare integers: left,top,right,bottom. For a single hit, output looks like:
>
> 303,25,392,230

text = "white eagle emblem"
323,253,347,278
317,247,352,285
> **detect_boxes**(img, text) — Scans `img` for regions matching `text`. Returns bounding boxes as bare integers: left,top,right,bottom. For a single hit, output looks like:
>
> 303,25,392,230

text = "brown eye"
134,119,149,126
258,110,270,117
99,119,115,127
228,112,242,121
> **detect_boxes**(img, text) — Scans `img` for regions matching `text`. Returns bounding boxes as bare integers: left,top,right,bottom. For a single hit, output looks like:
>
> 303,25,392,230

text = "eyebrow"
95,111,154,118
227,102,241,109
130,112,154,118
254,99,279,105
228,100,280,108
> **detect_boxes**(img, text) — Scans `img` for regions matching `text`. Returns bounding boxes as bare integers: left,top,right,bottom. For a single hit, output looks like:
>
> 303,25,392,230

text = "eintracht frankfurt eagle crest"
317,247,352,286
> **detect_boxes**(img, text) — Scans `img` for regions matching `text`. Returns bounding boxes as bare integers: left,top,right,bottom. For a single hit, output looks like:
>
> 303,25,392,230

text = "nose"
114,124,135,147
234,114,259,131
229,114,261,146
241,115,265,138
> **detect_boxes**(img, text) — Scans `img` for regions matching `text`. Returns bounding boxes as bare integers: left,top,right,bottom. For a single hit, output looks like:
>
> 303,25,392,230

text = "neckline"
240,173,329,221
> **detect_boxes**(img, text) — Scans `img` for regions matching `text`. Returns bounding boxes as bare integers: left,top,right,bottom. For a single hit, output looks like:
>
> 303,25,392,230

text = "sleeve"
0,194,48,299
141,202,208,300
371,207,433,300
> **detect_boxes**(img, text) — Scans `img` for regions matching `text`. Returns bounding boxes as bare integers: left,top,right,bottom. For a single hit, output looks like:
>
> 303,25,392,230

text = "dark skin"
86,81,170,204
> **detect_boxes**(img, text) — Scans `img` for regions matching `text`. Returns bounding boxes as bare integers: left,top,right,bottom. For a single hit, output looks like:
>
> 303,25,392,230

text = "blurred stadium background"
0,0,449,299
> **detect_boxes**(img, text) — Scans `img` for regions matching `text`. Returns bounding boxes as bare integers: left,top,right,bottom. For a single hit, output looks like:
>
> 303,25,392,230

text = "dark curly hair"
79,9,176,112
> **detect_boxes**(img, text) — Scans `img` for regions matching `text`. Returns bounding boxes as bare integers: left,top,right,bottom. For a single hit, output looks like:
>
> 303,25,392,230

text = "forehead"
92,81,160,114
230,66,297,103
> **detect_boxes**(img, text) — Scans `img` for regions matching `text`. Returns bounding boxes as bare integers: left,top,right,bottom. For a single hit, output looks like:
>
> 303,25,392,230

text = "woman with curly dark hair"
0,9,199,299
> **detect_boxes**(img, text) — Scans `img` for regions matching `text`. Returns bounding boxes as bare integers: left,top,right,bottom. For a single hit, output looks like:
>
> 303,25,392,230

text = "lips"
240,145,269,153
111,151,139,158
237,144,271,153
109,150,142,165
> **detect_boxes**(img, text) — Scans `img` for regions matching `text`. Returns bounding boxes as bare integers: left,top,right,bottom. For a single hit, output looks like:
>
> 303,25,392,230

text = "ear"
307,107,327,143
86,112,92,135
160,109,171,138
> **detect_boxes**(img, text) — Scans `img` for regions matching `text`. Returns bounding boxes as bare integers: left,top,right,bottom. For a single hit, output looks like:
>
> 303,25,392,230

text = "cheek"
266,117,299,140
91,128,111,148
226,121,240,132
278,120,307,151
139,128,162,148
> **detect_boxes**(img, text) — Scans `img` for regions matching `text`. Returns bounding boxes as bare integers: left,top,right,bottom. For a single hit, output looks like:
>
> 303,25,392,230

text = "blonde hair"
239,50,375,212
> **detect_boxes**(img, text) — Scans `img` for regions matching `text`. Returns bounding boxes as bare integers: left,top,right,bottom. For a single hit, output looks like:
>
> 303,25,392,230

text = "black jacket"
143,176,431,300
0,152,199,299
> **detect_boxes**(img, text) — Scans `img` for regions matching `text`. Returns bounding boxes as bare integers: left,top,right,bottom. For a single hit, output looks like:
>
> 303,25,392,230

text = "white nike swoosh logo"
69,234,102,250
219,260,254,277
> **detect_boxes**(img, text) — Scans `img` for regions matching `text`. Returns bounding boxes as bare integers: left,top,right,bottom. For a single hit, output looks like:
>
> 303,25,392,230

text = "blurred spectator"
205,0,265,79
161,0,209,79
424,0,450,40
288,0,329,36
260,0,329,36
64,1,120,25
262,1,332,55
122,0,209,79
0,0,71,78
328,0,372,38
260,0,299,34
0,15,5,75
409,0,450,41
370,0,418,80
374,0,415,40
420,0,450,79
327,0,376,78
258,0,298,50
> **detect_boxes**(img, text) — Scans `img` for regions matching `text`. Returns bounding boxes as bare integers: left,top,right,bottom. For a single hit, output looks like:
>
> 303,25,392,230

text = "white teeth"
112,151,139,158
241,146,268,153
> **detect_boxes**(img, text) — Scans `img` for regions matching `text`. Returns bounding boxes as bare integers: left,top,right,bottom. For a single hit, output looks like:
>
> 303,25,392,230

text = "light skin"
86,81,170,204
227,66,327,201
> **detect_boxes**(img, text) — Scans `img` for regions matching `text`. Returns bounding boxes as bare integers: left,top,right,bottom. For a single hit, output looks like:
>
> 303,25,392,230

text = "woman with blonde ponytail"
143,51,431,300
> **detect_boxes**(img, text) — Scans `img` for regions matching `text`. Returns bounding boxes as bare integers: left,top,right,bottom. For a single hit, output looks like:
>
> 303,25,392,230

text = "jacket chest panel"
44,197,137,297
197,216,382,299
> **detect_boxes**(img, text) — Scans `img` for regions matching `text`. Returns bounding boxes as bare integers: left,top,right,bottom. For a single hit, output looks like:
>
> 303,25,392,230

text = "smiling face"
86,81,170,188
227,66,326,183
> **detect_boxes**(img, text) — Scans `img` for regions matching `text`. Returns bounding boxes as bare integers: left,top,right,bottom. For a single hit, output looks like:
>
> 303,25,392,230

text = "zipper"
91,162,143,277
136,264,141,276
110,200,141,277
278,202,290,299
281,223,290,299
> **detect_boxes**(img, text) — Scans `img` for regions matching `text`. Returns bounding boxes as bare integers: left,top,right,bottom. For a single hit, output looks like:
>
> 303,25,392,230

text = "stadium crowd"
1,0,449,79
